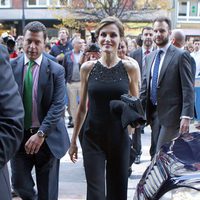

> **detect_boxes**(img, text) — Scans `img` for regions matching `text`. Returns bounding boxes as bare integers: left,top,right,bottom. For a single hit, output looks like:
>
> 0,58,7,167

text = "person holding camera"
79,43,101,65
1,32,18,59
79,32,101,66
68,17,140,200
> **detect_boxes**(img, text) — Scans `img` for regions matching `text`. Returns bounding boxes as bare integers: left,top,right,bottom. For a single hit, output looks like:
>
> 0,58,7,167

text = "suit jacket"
130,48,143,73
130,47,156,80
43,51,58,63
0,44,24,199
140,44,194,127
11,54,70,159
190,56,196,82
0,45,24,168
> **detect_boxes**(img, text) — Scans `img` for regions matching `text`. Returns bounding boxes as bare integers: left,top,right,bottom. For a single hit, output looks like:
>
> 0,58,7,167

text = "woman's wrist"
71,137,77,145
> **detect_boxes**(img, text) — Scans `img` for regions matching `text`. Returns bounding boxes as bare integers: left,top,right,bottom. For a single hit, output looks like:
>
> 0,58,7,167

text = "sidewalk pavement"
13,123,198,200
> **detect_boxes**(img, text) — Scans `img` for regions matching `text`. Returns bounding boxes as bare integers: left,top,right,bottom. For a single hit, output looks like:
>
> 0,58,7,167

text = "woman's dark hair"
95,16,124,38
23,21,47,41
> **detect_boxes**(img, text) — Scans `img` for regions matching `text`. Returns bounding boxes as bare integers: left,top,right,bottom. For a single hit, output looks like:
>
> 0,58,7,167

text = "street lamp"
22,0,25,32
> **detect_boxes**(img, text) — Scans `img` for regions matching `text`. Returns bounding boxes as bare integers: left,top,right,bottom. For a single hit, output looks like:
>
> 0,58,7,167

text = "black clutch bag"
109,94,146,128
121,94,144,117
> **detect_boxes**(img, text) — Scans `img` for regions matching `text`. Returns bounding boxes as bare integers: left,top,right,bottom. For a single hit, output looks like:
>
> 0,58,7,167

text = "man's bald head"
171,29,185,48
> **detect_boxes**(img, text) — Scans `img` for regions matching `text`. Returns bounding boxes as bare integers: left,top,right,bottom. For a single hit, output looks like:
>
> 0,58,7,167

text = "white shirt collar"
142,46,153,53
157,42,171,54
24,53,43,66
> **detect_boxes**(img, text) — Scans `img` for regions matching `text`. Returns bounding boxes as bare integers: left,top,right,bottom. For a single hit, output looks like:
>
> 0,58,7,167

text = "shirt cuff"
180,116,192,120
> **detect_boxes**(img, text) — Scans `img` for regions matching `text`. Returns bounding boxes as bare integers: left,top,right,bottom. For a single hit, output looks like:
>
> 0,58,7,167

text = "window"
29,0,36,5
0,0,10,7
190,0,198,16
178,1,187,16
27,0,63,7
39,0,46,5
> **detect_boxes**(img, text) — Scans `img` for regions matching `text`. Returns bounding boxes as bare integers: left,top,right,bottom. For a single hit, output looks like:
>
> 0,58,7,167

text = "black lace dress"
81,60,130,200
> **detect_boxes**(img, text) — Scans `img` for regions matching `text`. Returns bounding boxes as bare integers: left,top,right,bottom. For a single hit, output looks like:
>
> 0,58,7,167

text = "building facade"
0,0,136,37
0,0,67,36
1,1,199,42
175,0,200,39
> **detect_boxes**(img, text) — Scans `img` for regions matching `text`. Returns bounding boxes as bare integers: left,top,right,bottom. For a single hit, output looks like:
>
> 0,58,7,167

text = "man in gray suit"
0,44,24,200
141,16,194,159
130,26,154,79
10,21,70,200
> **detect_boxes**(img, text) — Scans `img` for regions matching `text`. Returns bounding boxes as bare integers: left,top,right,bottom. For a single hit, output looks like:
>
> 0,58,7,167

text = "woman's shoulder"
80,60,97,73
122,57,140,72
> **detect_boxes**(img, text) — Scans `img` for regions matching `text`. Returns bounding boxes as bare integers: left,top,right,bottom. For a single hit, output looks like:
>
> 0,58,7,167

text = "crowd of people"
0,15,197,200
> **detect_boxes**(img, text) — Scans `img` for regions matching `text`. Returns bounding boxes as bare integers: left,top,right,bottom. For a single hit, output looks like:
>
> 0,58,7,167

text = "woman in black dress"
69,16,140,200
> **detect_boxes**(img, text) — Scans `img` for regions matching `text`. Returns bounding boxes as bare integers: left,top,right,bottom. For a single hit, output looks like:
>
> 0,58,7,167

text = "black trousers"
81,118,130,200
149,109,160,159
11,129,60,200
131,127,142,155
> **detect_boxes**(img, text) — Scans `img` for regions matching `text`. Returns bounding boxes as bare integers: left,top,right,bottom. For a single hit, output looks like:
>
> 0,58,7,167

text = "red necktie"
145,50,150,55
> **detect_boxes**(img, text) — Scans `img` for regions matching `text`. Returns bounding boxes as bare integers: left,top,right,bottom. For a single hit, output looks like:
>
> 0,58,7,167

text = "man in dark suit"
129,27,154,164
10,21,70,200
0,44,24,200
141,16,194,160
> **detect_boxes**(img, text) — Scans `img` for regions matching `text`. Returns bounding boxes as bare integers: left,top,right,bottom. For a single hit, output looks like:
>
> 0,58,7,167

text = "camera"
6,37,16,48
87,31,100,52
2,33,15,47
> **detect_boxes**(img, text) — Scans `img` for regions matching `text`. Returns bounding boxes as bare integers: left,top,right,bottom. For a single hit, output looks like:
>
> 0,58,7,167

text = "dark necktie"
23,60,35,129
150,50,163,105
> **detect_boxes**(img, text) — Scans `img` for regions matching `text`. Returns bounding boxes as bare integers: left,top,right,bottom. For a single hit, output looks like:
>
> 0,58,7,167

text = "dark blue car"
134,132,200,200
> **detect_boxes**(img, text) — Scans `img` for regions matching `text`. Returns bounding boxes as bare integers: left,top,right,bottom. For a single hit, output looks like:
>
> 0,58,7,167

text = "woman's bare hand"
68,143,78,163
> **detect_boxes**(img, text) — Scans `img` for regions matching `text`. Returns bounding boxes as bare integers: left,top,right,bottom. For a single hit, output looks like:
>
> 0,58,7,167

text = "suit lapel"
15,55,24,96
37,56,50,105
139,48,143,68
147,51,157,89
158,45,175,85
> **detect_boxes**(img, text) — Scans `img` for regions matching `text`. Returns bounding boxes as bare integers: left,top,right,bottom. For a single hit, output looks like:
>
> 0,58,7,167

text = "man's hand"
25,134,45,154
179,118,190,134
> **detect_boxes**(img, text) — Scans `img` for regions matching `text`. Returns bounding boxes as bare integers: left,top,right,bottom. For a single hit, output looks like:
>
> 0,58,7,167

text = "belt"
25,127,39,134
